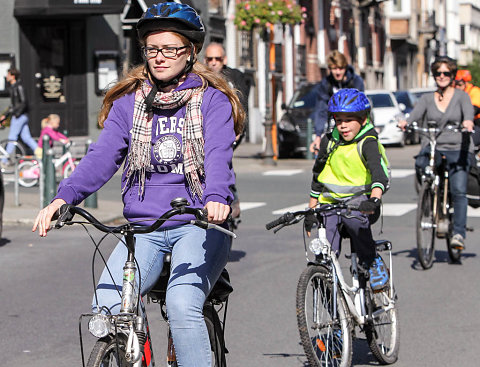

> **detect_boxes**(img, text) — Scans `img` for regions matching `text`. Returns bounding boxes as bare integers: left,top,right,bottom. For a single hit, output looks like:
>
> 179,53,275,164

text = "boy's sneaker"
369,255,389,292
450,234,465,250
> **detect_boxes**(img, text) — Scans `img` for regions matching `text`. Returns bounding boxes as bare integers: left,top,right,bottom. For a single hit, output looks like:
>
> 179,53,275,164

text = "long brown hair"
98,33,245,136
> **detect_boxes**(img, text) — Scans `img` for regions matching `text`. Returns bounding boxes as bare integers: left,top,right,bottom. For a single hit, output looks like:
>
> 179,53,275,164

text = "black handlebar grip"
265,213,290,230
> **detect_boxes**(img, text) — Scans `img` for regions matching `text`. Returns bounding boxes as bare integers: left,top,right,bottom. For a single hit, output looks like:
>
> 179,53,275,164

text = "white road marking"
262,169,304,176
239,202,266,211
381,203,417,216
391,169,415,178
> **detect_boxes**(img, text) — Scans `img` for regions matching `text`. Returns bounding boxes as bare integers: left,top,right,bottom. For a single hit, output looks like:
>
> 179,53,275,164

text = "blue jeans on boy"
415,147,470,238
3,114,38,163
94,224,231,367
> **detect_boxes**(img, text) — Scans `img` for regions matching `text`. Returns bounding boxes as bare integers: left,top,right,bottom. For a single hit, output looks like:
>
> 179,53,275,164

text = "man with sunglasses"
204,42,251,219
309,50,364,153
399,56,474,251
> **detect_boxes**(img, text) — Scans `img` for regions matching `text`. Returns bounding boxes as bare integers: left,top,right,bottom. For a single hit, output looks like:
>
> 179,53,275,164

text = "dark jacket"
8,80,28,118
311,65,364,136
222,66,251,115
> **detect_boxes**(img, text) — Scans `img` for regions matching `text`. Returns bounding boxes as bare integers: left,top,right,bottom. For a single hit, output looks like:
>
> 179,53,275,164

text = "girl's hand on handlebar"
204,201,230,224
462,120,474,132
32,198,67,237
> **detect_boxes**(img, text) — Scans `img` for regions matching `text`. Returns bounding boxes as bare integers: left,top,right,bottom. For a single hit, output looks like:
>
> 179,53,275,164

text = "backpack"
357,136,392,192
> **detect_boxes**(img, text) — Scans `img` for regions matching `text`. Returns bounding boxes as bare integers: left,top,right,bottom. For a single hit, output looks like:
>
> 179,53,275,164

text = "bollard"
306,118,313,160
62,129,69,154
43,147,56,207
84,139,98,208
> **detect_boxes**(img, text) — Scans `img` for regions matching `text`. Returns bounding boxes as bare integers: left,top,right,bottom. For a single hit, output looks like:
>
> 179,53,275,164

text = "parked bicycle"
17,141,79,187
54,198,234,367
408,122,471,268
266,203,399,367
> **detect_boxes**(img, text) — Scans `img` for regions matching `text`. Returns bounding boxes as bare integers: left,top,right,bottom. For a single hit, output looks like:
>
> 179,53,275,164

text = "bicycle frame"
314,225,395,327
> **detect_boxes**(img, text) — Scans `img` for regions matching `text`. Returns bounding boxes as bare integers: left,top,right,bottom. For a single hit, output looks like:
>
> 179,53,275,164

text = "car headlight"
278,116,296,132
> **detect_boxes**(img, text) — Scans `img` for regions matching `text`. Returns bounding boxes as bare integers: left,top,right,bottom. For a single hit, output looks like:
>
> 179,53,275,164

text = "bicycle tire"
416,182,436,269
296,265,352,367
0,139,27,161
86,335,132,367
204,303,227,367
62,159,79,178
365,285,400,364
17,160,39,187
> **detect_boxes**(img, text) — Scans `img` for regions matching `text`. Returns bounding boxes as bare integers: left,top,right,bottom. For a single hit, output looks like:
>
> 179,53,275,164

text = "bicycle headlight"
88,314,111,338
309,238,323,255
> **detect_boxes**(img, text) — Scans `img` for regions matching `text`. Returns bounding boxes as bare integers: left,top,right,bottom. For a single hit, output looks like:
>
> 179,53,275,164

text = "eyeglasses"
142,46,188,59
205,56,224,62
433,71,452,78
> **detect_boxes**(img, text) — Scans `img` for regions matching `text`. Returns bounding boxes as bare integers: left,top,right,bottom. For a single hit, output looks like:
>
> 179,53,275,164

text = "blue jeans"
3,114,38,163
415,148,470,237
94,224,231,367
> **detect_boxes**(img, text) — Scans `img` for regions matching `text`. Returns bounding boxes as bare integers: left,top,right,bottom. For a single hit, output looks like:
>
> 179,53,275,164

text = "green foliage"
234,0,306,31
466,54,480,86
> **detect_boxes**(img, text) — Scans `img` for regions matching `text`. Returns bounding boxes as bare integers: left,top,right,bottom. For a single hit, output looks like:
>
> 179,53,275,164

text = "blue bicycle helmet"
137,2,205,50
328,88,371,114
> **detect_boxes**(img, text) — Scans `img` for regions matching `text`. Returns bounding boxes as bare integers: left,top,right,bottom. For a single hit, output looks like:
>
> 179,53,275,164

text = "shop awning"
14,0,126,17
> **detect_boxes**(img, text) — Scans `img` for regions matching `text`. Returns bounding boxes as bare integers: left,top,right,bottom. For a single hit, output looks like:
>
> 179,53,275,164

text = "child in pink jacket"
35,114,69,158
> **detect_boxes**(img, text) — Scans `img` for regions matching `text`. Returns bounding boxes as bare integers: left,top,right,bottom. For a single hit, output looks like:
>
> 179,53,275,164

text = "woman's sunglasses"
433,71,452,78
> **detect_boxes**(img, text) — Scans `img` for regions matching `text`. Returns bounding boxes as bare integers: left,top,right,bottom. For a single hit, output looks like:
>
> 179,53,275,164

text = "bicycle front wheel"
87,335,132,367
416,182,436,269
204,303,227,367
365,287,400,364
296,265,352,367
62,159,79,178
17,160,39,187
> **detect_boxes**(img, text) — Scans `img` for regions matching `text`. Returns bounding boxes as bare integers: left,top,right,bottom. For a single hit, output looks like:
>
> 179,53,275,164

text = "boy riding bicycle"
305,88,389,290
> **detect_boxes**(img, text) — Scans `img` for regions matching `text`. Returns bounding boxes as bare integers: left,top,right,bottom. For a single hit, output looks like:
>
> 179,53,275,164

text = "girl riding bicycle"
399,56,474,250
305,88,390,290
35,114,69,158
33,3,244,366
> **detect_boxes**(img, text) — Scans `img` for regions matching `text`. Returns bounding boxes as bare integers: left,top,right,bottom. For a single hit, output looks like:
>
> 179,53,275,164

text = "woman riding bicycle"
399,56,474,250
33,3,244,366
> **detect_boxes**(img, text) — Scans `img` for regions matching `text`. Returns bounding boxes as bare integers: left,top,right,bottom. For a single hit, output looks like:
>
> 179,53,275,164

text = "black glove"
304,212,317,232
358,197,381,213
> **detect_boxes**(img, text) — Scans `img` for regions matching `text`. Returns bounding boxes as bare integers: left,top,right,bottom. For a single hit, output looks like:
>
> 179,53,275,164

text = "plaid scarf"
123,81,205,199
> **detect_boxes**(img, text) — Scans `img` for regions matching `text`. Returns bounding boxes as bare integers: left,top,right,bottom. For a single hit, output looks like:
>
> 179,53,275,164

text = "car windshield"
367,93,394,108
393,91,414,108
288,85,316,109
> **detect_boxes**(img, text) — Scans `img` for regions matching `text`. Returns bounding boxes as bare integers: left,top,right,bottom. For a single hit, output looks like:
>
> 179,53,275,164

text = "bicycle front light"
88,314,111,338
309,238,323,255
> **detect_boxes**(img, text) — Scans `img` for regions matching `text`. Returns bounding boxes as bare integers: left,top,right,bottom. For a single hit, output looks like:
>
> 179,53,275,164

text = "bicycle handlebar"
406,121,467,136
54,200,236,238
265,203,359,231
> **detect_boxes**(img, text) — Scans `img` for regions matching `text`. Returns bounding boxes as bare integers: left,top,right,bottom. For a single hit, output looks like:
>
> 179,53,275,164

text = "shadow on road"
0,238,11,247
228,249,246,262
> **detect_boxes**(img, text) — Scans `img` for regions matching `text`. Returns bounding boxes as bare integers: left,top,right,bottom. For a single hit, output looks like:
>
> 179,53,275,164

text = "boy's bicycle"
266,203,399,367
17,141,79,187
407,122,470,268
54,198,235,367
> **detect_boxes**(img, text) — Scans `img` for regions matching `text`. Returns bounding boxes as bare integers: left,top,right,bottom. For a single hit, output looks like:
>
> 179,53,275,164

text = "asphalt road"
1,144,479,366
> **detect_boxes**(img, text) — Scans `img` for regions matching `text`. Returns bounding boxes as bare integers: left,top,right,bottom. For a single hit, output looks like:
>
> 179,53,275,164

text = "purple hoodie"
55,74,236,227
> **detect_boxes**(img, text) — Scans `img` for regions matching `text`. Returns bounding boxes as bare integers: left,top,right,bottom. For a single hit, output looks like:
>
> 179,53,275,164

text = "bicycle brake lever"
54,204,74,229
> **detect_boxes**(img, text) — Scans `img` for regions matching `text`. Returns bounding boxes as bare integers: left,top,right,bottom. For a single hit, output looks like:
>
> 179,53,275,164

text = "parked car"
365,90,406,146
393,90,420,144
409,87,436,100
277,83,316,158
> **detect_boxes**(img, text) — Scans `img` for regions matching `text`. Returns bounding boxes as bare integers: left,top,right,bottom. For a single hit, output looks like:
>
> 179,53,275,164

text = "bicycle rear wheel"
87,335,132,367
365,280,400,364
0,139,26,161
296,265,352,367
204,303,227,367
17,160,39,187
416,182,436,269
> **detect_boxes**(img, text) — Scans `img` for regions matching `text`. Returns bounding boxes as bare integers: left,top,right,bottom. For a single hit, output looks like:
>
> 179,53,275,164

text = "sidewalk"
3,143,310,225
